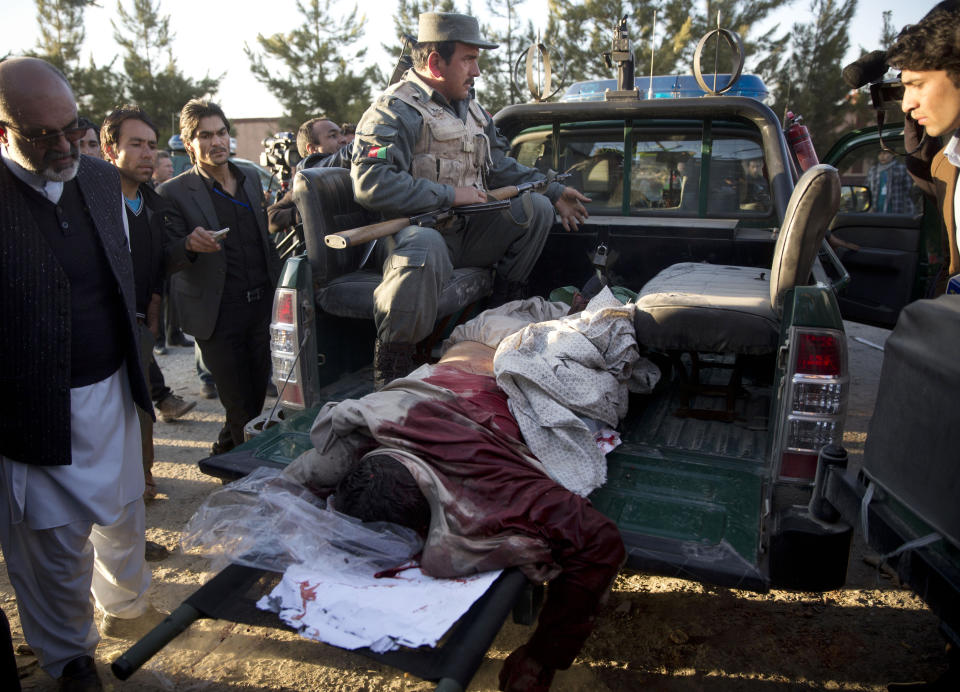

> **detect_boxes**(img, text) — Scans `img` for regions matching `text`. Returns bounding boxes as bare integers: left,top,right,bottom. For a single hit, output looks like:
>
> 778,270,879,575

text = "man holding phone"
158,99,280,455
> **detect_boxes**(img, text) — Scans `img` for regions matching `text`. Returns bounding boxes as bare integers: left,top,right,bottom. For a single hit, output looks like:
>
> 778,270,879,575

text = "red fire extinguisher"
785,111,819,172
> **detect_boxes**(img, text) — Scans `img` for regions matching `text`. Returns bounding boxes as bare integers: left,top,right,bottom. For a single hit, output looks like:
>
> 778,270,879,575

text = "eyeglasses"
2,121,87,149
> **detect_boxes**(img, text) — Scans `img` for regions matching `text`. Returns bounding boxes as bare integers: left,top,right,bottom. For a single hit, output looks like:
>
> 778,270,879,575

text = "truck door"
825,132,936,328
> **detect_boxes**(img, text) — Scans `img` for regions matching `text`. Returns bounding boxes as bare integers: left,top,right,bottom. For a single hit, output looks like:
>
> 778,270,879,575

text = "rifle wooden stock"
485,185,519,201
324,217,410,249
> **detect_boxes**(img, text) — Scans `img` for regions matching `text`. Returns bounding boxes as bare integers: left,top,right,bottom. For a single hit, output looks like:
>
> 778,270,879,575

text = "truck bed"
591,357,772,591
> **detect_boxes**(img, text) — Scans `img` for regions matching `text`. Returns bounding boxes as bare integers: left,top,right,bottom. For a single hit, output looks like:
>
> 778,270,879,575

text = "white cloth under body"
0,365,149,677
258,561,500,653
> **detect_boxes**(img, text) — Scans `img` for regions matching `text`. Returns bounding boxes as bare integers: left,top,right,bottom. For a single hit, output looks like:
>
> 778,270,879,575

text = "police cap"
416,12,499,50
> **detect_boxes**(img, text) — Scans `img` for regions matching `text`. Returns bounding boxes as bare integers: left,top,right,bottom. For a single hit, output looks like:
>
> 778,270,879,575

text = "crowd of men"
0,54,290,688
0,3,958,691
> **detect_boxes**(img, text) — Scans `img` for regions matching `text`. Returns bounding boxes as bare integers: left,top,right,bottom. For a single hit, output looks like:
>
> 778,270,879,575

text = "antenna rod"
648,10,657,99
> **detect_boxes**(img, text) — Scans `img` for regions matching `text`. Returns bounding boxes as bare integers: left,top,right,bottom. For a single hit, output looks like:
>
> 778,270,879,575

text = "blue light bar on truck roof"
561,74,769,103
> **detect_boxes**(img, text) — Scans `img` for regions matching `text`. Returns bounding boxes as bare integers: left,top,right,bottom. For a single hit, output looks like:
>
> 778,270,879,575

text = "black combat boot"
373,340,416,390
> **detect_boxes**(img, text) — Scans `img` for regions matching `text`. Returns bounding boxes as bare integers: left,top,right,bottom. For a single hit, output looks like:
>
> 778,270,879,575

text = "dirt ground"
3,322,952,691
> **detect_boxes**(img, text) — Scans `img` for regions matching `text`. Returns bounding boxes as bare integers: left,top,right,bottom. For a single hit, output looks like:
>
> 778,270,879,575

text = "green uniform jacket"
351,70,562,218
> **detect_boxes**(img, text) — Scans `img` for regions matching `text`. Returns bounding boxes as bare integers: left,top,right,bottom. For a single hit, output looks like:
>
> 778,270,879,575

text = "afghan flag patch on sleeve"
367,145,389,159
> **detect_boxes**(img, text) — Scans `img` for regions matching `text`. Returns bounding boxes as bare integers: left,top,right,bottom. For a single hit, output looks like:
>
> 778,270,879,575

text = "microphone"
842,50,888,88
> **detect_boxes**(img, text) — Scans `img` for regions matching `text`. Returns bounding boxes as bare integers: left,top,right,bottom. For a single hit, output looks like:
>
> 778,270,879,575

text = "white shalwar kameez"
0,363,149,678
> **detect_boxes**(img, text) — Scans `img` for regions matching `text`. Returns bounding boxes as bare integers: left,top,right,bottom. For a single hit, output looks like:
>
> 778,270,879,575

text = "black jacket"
128,183,188,314
158,162,281,340
0,156,152,466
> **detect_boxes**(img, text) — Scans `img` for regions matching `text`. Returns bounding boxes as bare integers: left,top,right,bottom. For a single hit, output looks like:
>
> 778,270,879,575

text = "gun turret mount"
603,15,640,101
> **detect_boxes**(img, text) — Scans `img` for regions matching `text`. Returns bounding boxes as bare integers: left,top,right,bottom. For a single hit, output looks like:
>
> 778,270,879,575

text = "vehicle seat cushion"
296,166,494,322
769,164,840,311
634,262,779,354
319,266,493,321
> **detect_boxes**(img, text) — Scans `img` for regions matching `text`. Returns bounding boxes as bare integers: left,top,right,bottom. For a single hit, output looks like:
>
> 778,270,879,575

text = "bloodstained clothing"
285,363,624,669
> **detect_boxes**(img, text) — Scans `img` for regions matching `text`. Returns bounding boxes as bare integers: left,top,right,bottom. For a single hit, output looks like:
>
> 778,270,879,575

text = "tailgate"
590,388,770,591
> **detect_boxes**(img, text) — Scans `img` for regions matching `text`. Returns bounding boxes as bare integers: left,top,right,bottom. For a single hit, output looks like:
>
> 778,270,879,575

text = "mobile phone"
211,227,230,240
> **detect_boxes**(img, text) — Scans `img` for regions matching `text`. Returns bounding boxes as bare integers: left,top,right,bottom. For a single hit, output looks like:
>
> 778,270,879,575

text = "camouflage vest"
389,79,492,190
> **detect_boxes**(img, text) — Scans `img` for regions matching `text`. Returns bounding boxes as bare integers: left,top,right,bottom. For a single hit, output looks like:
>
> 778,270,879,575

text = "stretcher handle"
111,563,265,680
111,604,201,680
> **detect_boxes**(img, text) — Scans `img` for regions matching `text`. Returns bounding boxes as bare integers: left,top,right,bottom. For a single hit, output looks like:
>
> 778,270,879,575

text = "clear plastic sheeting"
181,467,423,573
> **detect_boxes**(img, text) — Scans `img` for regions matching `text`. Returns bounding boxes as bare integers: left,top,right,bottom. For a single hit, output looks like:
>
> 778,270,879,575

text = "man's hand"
453,186,487,206
554,186,591,232
185,226,224,253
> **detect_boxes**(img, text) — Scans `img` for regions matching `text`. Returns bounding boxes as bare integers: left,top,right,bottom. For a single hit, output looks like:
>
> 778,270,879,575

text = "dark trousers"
156,277,183,346
148,357,171,403
197,294,271,449
136,324,156,477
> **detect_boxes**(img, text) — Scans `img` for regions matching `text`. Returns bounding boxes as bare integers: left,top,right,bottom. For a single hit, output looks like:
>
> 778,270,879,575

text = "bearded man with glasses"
1,118,88,178
0,57,160,691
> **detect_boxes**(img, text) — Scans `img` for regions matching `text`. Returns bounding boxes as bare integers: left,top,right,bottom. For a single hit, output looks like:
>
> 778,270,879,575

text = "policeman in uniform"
351,12,590,387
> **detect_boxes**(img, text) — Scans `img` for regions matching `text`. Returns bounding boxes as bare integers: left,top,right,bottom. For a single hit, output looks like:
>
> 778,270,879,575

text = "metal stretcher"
112,562,539,692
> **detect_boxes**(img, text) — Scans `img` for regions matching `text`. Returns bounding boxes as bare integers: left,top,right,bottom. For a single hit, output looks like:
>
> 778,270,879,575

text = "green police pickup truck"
104,25,960,683
197,69,915,596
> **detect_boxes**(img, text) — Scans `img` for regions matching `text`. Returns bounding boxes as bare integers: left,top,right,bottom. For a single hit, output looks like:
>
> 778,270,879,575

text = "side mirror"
840,185,871,213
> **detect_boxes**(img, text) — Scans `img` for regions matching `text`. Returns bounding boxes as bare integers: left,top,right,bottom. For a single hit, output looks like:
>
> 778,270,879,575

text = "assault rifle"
324,176,567,250
324,199,509,250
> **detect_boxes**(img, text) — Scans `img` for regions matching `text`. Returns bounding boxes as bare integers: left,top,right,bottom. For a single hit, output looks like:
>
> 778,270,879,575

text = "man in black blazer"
158,100,281,455
0,57,156,689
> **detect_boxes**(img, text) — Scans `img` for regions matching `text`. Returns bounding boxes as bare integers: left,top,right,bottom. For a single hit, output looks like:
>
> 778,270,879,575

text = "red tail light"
778,328,849,483
274,290,295,325
270,288,305,410
794,333,842,376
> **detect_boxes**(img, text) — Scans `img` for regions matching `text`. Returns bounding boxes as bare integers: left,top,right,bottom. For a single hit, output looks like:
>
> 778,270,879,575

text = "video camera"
842,50,904,110
846,1,959,111
260,132,301,188
841,50,921,155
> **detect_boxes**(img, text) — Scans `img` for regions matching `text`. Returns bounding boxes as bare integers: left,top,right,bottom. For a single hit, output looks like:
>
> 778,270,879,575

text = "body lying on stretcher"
184,288,656,691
